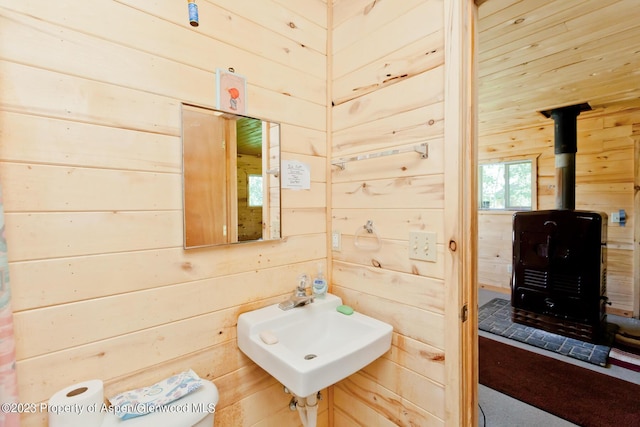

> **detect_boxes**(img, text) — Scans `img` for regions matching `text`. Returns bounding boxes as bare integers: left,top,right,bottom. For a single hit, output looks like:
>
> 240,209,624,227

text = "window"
247,174,263,207
479,160,533,210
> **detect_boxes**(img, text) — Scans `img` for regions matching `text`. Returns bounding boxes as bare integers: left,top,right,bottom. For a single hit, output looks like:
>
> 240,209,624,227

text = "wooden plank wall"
330,0,451,425
478,103,640,316
0,1,330,425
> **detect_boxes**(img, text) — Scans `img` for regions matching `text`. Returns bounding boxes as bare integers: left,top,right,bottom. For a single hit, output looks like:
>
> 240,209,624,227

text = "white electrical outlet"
409,231,437,262
611,211,620,223
332,231,341,251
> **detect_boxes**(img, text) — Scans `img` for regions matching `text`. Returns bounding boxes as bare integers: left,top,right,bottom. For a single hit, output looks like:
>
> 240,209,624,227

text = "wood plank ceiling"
236,116,263,157
478,0,640,135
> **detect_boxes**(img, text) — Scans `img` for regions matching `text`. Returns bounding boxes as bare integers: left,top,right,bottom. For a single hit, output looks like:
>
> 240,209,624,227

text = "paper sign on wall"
281,160,311,190
216,68,247,115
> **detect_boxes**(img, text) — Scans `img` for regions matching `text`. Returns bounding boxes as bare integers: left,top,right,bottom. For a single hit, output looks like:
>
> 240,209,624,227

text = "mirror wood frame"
181,103,281,249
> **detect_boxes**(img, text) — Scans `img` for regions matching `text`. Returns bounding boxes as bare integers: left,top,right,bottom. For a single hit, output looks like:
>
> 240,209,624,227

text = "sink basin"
237,293,392,397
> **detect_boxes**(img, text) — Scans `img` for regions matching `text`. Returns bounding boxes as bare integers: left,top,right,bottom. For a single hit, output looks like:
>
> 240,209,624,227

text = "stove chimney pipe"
551,105,580,210
541,103,591,210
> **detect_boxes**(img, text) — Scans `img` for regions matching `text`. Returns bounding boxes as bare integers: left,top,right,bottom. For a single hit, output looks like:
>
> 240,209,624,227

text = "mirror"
181,104,281,248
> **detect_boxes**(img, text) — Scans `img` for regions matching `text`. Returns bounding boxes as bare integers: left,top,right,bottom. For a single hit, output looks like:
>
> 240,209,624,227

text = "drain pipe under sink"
304,393,318,427
292,392,319,427
295,395,308,426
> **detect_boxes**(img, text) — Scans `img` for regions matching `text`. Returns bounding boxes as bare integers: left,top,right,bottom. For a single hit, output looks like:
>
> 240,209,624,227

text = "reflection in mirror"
182,104,281,249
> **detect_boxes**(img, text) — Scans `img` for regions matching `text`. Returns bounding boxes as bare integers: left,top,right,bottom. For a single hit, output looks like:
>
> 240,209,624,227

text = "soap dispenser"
312,264,328,297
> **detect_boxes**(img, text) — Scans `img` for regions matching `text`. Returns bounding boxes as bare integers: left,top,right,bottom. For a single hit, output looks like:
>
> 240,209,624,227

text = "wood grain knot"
449,240,457,251
364,0,379,15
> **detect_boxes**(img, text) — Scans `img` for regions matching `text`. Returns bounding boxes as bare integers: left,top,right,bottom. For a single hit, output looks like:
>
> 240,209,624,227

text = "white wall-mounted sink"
237,293,392,397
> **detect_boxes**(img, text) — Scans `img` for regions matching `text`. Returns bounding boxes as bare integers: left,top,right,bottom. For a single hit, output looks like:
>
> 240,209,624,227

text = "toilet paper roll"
48,379,105,427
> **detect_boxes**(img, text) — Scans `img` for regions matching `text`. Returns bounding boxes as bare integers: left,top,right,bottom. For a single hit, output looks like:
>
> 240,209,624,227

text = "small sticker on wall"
281,160,311,190
216,68,247,114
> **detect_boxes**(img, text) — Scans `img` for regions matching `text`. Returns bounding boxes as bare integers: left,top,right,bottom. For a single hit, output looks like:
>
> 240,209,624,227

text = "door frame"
444,0,479,425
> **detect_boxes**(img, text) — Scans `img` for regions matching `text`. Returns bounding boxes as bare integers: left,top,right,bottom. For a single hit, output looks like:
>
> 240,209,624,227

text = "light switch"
332,231,341,251
409,232,437,262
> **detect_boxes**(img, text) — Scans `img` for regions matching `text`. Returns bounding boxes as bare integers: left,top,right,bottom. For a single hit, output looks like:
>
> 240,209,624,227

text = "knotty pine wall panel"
332,104,445,161
478,105,640,313
331,1,448,425
0,1,327,426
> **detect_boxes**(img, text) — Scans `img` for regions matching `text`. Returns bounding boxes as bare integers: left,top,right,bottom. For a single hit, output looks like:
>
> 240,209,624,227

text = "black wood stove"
511,103,609,344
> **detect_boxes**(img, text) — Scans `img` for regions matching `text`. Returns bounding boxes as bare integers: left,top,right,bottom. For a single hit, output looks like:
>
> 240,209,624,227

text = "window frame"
247,173,264,207
478,156,537,211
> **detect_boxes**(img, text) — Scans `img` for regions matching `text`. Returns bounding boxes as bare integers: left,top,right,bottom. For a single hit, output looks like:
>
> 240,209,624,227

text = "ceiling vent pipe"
540,103,591,210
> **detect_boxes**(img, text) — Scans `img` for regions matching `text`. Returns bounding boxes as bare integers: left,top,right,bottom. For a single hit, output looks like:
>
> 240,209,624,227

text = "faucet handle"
296,274,309,294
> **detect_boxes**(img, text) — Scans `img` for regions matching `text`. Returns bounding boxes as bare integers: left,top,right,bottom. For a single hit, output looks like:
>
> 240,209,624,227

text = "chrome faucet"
278,274,314,310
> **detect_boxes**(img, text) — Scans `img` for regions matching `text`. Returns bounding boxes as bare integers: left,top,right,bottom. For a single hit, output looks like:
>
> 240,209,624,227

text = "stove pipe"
551,106,579,210
542,103,591,210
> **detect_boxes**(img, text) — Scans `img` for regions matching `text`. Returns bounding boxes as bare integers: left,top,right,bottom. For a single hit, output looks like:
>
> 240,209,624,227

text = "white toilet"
101,380,219,427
